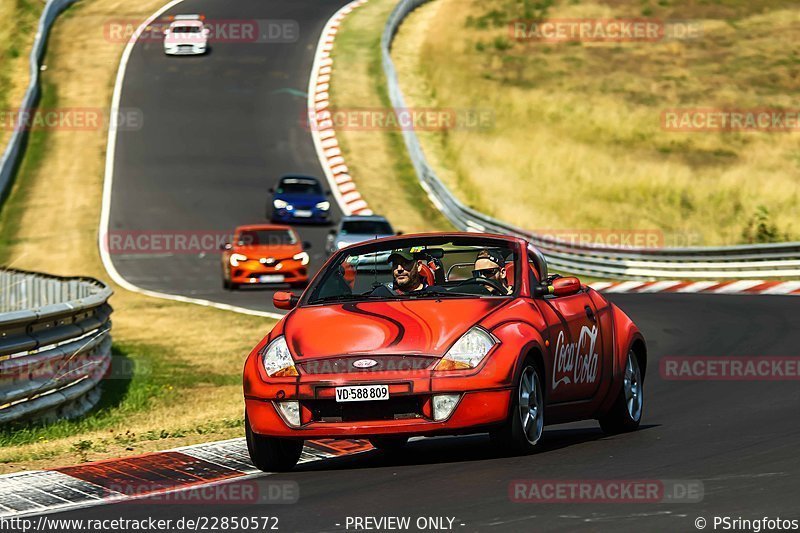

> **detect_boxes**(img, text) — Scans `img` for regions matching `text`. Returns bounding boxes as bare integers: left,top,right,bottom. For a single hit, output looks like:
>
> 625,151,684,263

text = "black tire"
245,415,303,472
491,359,544,454
599,349,643,434
223,278,231,290
369,436,409,452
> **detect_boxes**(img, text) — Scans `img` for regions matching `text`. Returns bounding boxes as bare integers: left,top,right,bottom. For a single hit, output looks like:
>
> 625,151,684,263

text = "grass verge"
329,0,451,233
389,0,800,246
0,0,273,473
0,0,45,150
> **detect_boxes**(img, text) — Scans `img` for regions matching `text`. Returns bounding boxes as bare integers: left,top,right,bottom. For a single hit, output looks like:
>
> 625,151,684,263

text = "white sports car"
163,15,209,56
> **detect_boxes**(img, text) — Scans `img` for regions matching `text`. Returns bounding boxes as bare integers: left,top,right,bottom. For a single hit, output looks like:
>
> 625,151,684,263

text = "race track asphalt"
107,0,352,314
92,0,800,530
41,294,800,531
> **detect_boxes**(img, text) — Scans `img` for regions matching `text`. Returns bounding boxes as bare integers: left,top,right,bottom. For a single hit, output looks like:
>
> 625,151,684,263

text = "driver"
388,248,427,294
473,248,512,294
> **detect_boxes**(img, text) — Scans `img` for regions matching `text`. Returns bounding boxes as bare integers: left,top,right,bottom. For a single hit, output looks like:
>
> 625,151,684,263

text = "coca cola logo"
552,325,599,390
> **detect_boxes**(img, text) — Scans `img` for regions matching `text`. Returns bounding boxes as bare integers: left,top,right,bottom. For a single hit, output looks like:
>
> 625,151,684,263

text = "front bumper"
245,363,514,438
271,208,329,223
164,45,206,55
246,390,510,438
228,260,308,285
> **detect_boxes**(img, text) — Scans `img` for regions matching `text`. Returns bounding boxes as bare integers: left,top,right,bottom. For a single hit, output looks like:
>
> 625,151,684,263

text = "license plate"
335,385,389,403
294,210,312,218
259,275,284,283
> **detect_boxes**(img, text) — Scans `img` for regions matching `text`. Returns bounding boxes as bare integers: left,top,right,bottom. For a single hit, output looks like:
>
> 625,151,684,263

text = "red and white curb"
308,0,373,217
0,438,373,518
593,280,800,296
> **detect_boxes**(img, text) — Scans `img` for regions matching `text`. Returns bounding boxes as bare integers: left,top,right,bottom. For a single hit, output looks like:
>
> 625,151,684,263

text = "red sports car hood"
284,299,508,360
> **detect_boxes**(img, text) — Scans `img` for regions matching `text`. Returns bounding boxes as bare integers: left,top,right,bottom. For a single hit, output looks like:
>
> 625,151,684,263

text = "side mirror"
552,277,581,297
396,231,403,236
302,241,311,250
220,243,232,251
273,291,299,310
268,187,275,193
328,229,337,236
326,189,332,196
163,28,171,35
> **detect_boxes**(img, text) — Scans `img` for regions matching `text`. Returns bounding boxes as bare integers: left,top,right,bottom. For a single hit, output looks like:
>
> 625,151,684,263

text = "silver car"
325,215,396,255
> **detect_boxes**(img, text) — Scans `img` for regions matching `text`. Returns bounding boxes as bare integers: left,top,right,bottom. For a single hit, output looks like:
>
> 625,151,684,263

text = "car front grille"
304,396,424,423
297,355,436,375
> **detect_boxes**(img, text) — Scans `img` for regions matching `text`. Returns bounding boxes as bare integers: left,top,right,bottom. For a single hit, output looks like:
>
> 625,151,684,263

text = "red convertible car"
243,233,646,471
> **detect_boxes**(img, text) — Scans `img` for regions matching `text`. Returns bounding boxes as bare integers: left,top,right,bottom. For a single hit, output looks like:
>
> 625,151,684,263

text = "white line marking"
712,280,765,294
602,280,647,293
762,281,800,295
636,280,684,293
674,281,719,293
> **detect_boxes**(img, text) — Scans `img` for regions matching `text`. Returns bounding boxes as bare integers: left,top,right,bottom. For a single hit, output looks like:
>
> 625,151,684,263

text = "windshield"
306,237,518,304
276,178,322,195
236,229,296,246
172,25,202,33
341,220,393,236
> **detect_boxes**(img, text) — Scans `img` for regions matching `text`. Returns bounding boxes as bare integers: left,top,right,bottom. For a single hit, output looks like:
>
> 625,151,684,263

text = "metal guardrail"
381,0,800,280
0,0,79,203
0,269,113,424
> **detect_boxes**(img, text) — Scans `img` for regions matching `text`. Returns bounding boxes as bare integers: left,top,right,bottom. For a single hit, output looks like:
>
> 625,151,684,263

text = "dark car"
269,175,331,224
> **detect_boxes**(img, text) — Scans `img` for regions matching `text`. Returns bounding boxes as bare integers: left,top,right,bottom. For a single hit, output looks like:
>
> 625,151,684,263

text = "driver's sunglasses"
472,267,500,278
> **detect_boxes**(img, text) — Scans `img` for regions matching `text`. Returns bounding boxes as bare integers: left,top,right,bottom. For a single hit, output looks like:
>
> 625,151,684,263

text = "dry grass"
330,0,451,233
0,0,273,472
0,0,44,150
391,0,800,246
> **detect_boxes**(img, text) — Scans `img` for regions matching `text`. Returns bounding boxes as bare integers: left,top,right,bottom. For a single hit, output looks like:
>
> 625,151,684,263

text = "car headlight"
315,201,330,210
229,253,248,267
293,251,310,266
435,327,497,371
273,199,288,209
260,336,298,377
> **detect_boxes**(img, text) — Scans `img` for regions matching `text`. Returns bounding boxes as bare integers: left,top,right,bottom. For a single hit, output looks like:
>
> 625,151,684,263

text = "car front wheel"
245,415,303,472
491,361,544,454
599,349,643,434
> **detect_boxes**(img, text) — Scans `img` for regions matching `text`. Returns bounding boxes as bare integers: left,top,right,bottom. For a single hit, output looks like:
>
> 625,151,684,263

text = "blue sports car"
268,175,331,224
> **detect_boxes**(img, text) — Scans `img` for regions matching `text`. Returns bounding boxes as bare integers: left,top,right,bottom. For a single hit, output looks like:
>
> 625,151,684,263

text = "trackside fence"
0,269,112,424
381,0,800,280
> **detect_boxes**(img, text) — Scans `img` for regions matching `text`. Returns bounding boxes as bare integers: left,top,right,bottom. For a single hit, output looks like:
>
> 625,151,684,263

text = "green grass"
0,0,44,148
329,0,451,233
0,340,244,464
390,0,800,245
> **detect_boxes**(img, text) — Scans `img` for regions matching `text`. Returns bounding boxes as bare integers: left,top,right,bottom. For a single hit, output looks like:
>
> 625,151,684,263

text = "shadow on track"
296,424,659,472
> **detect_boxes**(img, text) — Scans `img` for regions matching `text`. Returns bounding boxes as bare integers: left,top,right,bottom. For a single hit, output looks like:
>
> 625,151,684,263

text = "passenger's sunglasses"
473,267,500,278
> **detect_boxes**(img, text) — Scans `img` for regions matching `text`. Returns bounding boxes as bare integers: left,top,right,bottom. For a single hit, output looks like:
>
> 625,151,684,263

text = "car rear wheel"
369,436,409,452
245,415,303,472
491,361,544,454
599,349,643,434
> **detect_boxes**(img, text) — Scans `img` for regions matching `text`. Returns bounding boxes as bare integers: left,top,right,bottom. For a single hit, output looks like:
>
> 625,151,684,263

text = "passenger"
473,249,512,294
388,248,427,294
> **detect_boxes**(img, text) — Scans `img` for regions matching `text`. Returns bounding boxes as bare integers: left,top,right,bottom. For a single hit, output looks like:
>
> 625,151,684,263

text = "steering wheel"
455,276,507,294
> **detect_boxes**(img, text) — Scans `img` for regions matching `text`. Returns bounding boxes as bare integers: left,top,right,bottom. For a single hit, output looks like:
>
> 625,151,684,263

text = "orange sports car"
221,224,310,290
243,233,646,471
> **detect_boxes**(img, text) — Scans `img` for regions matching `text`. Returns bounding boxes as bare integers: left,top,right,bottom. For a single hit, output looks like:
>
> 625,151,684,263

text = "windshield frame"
300,235,523,306
276,178,323,196
340,220,394,236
